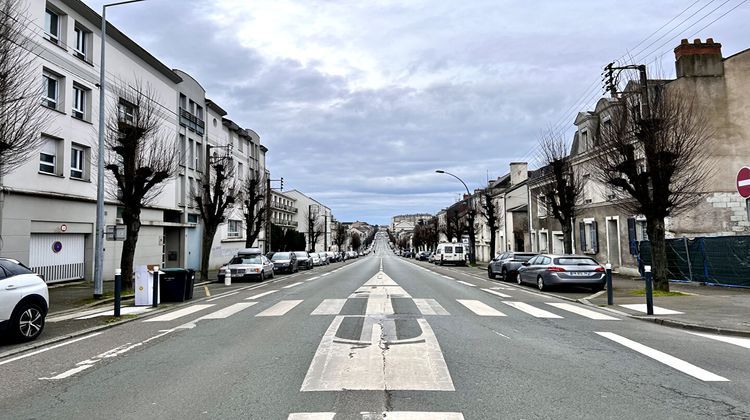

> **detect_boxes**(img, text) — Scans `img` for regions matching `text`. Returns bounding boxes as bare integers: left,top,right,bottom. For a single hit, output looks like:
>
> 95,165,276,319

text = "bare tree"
304,208,323,251
105,82,178,288
193,150,237,281
0,0,48,178
333,223,347,252
478,191,500,258
442,206,465,242
241,173,266,248
593,86,712,291
536,132,583,254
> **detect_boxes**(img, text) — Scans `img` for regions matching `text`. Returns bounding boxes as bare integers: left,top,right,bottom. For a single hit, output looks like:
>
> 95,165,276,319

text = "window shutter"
591,221,599,253
627,217,638,255
579,222,586,252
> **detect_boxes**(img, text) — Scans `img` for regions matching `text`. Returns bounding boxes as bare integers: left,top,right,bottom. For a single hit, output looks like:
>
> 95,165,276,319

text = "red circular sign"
737,166,750,198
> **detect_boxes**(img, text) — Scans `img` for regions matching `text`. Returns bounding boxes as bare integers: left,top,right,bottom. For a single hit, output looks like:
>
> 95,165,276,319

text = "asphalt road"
2,237,750,419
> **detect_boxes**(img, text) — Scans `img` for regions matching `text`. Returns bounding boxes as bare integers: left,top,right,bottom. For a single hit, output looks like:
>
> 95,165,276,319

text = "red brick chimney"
674,38,724,77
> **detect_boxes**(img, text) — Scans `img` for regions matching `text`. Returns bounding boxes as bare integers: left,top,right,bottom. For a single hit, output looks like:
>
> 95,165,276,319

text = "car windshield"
555,257,599,266
514,254,535,262
272,253,291,260
229,256,262,265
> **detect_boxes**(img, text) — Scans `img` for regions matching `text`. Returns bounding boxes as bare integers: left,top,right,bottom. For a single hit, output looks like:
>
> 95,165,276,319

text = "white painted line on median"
377,412,465,420
199,302,257,319
685,331,750,349
287,414,335,420
413,298,450,315
481,288,512,298
143,304,214,322
456,280,475,287
311,299,347,315
245,290,278,300
546,302,619,320
256,300,303,317
206,291,239,302
596,332,729,381
619,304,684,315
457,299,506,316
39,364,94,380
502,301,563,318
0,332,102,367
283,282,303,289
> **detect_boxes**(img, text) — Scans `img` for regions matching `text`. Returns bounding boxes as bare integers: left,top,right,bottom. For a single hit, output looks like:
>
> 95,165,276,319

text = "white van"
434,242,466,266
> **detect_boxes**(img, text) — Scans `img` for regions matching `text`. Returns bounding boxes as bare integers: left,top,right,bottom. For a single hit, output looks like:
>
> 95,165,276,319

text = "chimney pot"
694,38,701,44
681,38,689,45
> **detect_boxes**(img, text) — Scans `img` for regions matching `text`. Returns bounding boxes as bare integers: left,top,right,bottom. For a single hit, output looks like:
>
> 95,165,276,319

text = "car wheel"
501,268,508,282
537,275,545,291
516,273,523,285
11,302,45,342
259,272,265,282
487,268,495,279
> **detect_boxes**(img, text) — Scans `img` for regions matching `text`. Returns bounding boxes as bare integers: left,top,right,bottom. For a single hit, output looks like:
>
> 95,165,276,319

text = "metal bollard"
152,265,160,308
605,263,613,305
644,265,654,315
114,268,122,317
225,270,232,286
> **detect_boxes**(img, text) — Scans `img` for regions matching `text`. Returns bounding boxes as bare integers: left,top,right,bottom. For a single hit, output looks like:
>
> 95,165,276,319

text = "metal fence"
638,235,750,287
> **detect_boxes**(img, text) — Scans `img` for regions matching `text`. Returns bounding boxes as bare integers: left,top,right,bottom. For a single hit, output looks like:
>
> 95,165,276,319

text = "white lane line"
413,298,450,315
142,304,214,322
596,332,729,382
39,364,94,380
256,300,304,317
441,275,455,280
457,299,506,316
245,290,278,300
321,272,331,277
377,412,465,420
206,291,239,302
311,299,347,315
619,304,684,315
0,332,102,367
481,288,512,298
306,276,320,282
502,301,563,318
287,414,335,420
546,302,619,320
456,280,475,287
283,282,303,289
199,302,257,319
685,331,750,349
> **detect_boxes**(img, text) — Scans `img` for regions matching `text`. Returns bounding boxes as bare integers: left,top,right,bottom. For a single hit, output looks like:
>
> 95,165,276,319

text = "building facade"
285,190,334,252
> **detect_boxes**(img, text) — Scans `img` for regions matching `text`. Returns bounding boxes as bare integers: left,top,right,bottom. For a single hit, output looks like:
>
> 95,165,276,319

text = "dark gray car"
517,254,605,291
487,252,536,281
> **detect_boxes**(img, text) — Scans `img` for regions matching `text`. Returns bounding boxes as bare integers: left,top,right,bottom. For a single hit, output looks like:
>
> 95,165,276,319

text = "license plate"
569,272,591,276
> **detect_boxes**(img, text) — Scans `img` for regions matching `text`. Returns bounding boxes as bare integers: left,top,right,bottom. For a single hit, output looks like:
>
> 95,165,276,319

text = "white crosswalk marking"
199,302,257,320
502,301,562,318
481,288,511,298
256,300,303,317
143,304,214,322
456,280,475,287
619,304,684,315
311,299,347,315
596,332,729,381
283,282,303,289
545,302,619,320
245,290,278,300
457,299,506,316
413,298,449,315
685,331,750,349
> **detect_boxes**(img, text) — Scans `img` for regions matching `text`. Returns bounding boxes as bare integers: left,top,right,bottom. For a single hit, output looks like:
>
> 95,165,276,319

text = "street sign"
106,225,126,241
737,166,750,198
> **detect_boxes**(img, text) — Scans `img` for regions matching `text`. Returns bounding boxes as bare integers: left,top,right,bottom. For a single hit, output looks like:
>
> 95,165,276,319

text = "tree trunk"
200,224,218,282
562,223,573,255
245,206,255,248
489,227,496,260
120,207,142,290
647,217,669,292
468,214,476,264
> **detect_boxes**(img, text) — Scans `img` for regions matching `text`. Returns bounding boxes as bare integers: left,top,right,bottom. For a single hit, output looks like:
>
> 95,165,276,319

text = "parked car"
311,253,324,266
270,252,298,274
318,252,330,265
294,251,314,270
416,251,429,261
326,251,339,262
517,254,605,291
221,254,275,282
487,252,536,281
434,243,466,266
0,258,49,342
427,252,437,263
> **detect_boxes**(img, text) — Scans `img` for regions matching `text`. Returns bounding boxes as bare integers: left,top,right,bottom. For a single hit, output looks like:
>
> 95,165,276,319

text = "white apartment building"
270,190,298,230
285,190,334,252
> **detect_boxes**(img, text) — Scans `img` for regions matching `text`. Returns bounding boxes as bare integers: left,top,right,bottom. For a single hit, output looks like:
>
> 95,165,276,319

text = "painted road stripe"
256,300,303,317
321,272,331,277
287,414,335,420
619,304,684,315
596,332,729,381
457,299,506,316
413,298,450,315
311,299,347,315
442,275,454,280
245,290,278,300
39,364,94,380
0,332,102,367
206,291,239,302
481,288,512,298
374,412,465,420
546,302,619,320
75,306,153,319
456,280,475,287
685,331,750,349
306,276,320,282
283,282,303,289
143,304,214,322
48,307,114,322
200,302,257,319
502,301,563,318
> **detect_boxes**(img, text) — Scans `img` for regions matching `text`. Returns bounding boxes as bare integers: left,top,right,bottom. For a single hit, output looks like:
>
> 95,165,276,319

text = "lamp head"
435,170,445,174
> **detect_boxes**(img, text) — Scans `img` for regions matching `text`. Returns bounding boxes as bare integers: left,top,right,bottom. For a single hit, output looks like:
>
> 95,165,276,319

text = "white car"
0,258,49,342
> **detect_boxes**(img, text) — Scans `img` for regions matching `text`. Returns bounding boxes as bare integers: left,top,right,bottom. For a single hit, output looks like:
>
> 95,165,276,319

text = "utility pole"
324,211,328,251
265,175,271,253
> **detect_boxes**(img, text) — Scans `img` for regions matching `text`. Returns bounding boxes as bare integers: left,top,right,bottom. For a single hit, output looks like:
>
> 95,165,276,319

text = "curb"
48,294,135,317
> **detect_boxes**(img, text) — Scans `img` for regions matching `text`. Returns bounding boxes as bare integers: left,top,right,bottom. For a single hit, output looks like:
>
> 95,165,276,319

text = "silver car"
517,254,605,291
223,254,275,282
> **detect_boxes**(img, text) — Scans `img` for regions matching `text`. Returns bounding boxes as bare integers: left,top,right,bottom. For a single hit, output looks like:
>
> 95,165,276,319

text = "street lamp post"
93,0,147,299
436,170,476,265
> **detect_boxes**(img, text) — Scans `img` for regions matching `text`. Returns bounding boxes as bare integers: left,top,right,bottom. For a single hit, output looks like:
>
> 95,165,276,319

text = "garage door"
29,233,85,283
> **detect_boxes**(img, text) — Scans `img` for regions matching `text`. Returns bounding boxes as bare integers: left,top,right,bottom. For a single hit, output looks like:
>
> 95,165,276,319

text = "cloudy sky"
83,0,748,225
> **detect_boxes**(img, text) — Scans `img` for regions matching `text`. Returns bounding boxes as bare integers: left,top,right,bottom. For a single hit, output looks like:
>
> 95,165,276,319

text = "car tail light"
594,266,605,272
547,266,566,272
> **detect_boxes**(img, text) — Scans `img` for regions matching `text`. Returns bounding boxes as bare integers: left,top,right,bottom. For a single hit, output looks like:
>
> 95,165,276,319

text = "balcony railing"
272,218,298,227
179,108,205,136
271,202,297,213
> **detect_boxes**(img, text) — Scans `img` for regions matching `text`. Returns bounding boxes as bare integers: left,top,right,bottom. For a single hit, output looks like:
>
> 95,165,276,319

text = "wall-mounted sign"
737,166,750,198
60,224,68,232
106,225,126,241
52,241,63,253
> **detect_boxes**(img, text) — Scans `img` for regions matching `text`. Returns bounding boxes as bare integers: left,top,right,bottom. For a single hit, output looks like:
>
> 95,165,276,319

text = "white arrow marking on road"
256,300,303,317
502,301,562,318
245,290,278,299
457,299,506,316
546,302,619,320
596,332,729,381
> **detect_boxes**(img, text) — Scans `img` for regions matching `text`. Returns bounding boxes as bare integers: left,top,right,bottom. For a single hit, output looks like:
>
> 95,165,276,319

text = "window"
188,138,194,169
42,72,59,109
118,98,136,125
179,135,186,166
73,25,89,60
39,136,59,175
195,141,203,171
228,220,242,238
237,162,244,180
538,195,547,217
72,84,87,120
179,94,187,110
70,145,86,179
44,9,60,44
196,105,203,120
238,137,244,153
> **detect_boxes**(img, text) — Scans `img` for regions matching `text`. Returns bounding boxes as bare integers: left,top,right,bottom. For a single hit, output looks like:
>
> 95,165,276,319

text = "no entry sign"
738,166,750,198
